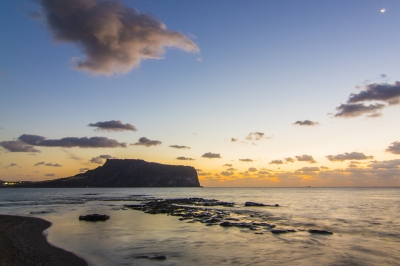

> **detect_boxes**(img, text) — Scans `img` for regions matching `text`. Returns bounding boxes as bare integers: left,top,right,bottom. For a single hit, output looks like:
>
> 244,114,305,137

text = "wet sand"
0,215,87,266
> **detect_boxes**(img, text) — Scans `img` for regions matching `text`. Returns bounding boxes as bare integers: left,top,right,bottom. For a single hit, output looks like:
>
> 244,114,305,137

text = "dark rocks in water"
271,229,296,234
79,214,110,221
245,202,279,207
14,159,200,188
220,221,233,227
150,255,167,260
308,229,333,235
134,255,166,260
245,202,266,206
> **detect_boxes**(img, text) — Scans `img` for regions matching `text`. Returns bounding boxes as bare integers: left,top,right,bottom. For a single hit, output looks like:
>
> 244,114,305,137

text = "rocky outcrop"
17,159,200,188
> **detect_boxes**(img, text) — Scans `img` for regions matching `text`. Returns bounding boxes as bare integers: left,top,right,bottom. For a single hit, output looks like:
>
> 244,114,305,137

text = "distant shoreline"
0,214,88,266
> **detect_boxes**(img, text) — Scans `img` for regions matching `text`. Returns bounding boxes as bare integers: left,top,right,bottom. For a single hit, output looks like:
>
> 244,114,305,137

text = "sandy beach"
0,215,87,266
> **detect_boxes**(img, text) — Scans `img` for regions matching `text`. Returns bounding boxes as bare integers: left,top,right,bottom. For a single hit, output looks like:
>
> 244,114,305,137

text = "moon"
381,8,386,13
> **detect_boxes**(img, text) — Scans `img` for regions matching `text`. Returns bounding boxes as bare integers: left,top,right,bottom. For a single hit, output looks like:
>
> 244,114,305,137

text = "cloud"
221,171,234,177
334,103,385,118
62,149,82,161
368,159,400,169
285,157,295,163
18,134,126,148
198,172,212,176
348,81,400,105
231,138,238,142
248,167,257,172
270,160,284,165
297,167,320,172
294,120,319,126
239,159,253,162
258,170,269,175
45,173,55,177
88,120,137,132
246,132,265,141
334,81,400,118
295,155,317,164
132,137,162,147
176,157,194,161
387,141,400,154
90,154,116,164
0,141,41,153
34,162,62,167
223,164,232,167
38,0,199,75
326,152,374,162
227,168,237,171
79,168,90,173
201,152,221,159
6,163,20,169
169,145,190,149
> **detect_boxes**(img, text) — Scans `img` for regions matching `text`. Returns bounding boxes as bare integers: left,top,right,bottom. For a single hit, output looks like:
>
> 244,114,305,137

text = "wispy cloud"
79,168,90,173
231,138,238,142
62,149,82,161
239,159,253,162
248,167,257,172
297,167,320,172
6,163,21,169
38,0,199,75
132,137,162,147
34,162,62,167
223,164,232,167
169,145,190,149
326,152,374,162
88,120,137,132
18,134,126,148
201,152,221,159
45,173,55,177
176,157,195,161
0,140,41,153
294,120,319,126
246,132,265,141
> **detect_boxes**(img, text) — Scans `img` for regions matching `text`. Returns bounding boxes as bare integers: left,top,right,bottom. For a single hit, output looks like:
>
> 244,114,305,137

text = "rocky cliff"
20,159,200,188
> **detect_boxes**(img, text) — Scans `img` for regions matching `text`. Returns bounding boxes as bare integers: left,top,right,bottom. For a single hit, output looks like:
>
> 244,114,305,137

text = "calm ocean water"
0,187,399,265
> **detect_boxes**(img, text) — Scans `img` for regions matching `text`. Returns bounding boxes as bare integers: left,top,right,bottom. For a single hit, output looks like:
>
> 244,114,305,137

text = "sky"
1,0,400,187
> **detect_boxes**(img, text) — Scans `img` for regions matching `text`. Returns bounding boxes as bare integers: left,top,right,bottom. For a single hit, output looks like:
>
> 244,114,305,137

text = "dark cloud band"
18,134,126,148
88,120,137,132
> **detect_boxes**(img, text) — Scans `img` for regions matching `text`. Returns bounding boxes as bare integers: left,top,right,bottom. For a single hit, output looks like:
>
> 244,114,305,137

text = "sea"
0,187,399,266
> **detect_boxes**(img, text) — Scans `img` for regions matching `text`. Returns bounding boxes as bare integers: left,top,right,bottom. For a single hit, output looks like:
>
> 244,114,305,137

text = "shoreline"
0,214,88,266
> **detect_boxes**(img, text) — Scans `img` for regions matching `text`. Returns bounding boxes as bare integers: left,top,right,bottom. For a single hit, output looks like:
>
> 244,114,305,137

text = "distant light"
381,8,386,13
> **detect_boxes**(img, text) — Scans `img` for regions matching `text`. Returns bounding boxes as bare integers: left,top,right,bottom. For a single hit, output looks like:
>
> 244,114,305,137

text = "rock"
79,214,110,221
271,229,296,234
220,221,233,227
245,202,266,207
150,255,167,260
308,229,333,235
17,159,200,188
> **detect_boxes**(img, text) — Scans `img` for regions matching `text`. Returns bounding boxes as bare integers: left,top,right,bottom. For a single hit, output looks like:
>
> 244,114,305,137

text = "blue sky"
1,0,400,186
